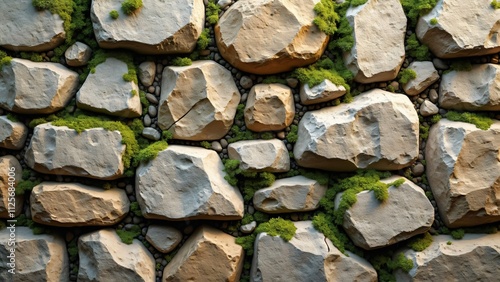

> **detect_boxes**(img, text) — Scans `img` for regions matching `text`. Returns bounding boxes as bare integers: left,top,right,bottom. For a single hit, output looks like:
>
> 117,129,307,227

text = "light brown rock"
0,156,23,219
420,100,439,117
299,79,347,105
139,61,156,86
228,139,290,172
403,61,440,96
0,116,28,150
65,42,92,67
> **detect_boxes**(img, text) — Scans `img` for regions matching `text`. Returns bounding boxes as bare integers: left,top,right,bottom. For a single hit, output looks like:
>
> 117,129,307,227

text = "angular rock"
241,221,257,234
30,182,129,227
416,0,500,59
0,59,79,114
25,123,126,180
158,61,240,140
0,156,23,218
0,0,65,52
138,61,156,86
403,61,440,96
294,89,419,171
251,221,377,282
426,119,500,228
420,100,439,117
78,229,155,282
142,127,161,141
77,57,142,117
91,0,204,54
215,0,328,74
64,41,92,67
300,80,347,105
344,0,406,83
395,233,500,281
439,64,500,111
335,176,434,250
253,176,326,213
146,225,182,253
228,139,290,172
0,116,28,150
163,225,244,282
136,145,244,220
0,227,69,282
244,84,295,132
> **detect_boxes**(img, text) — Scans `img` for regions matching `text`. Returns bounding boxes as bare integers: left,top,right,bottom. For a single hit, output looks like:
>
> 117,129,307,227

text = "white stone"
403,61,440,96
65,42,92,67
300,79,347,105
241,221,257,234
0,116,28,150
146,225,182,253
138,61,156,86
420,100,439,117
0,156,23,218
228,139,290,172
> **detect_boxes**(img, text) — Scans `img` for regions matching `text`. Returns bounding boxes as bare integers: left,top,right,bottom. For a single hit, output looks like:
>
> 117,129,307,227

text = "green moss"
234,104,245,121
197,28,211,51
116,225,141,244
206,0,221,25
401,0,438,28
200,141,211,149
171,57,192,66
15,214,47,235
6,113,18,122
286,125,298,143
492,0,500,9
241,172,275,201
32,0,73,43
388,253,414,272
449,60,472,72
313,0,339,35
255,218,297,241
312,213,350,253
299,169,330,186
132,141,168,166
430,114,442,124
162,130,173,141
406,34,431,61
20,52,44,62
223,159,241,186
110,10,119,19
260,132,274,140
22,169,32,180
293,58,351,91
228,125,257,143
67,240,78,261
430,18,438,25
253,211,270,223
262,76,287,85
235,234,256,255
241,214,254,225
451,229,465,239
0,50,12,70
445,111,493,130
16,180,41,196
130,202,142,217
139,90,150,108
419,124,429,139
398,69,417,84
121,0,143,15
408,232,433,251
351,0,368,6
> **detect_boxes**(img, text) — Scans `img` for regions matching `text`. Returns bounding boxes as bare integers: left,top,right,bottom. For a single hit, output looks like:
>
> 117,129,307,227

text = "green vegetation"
228,125,257,143
430,18,438,25
132,141,168,166
197,28,211,50
419,124,429,139
255,218,296,241
235,234,256,255
313,0,339,35
430,114,441,124
16,180,41,196
406,34,431,61
67,240,78,261
116,225,141,244
241,214,254,225
162,130,173,141
445,111,493,130
32,0,73,43
200,141,211,149
286,125,298,143
351,0,368,6
0,50,12,69
262,76,287,85
130,202,142,217
139,90,150,108
294,58,352,92
451,229,465,239
312,213,350,253
15,214,47,235
20,52,43,62
408,232,433,251
449,60,472,72
110,10,119,19
87,50,138,84
6,113,19,122
398,69,417,84
260,132,274,140
401,0,439,28
223,159,276,200
206,0,221,25
121,0,143,15
171,57,192,66
370,252,414,281
492,0,500,9
253,211,270,223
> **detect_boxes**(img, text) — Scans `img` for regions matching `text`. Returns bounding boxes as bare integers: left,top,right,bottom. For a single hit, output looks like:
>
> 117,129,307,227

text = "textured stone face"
65,42,92,67
403,61,440,96
138,61,156,86
416,0,500,59
0,59,79,114
426,119,500,228
294,89,419,171
215,0,328,74
0,156,23,219
299,79,347,105
162,226,244,282
146,225,182,253
228,139,290,172
158,61,240,141
0,116,28,150
91,0,204,54
25,123,126,180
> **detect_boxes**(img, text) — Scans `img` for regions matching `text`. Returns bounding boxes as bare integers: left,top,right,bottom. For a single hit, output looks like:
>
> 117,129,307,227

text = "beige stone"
0,116,28,150
0,156,23,218
65,42,92,67
228,139,290,172
138,61,156,86
300,79,346,105
403,61,440,96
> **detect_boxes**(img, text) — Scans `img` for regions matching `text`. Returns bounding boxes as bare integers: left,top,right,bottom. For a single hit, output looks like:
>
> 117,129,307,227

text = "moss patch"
492,0,500,9
445,111,493,130
171,57,192,66
398,69,417,84
32,0,73,43
406,34,431,61
130,201,142,217
206,0,221,25
121,0,143,15
401,0,438,28
116,225,141,244
132,140,168,166
408,232,433,251
262,76,287,85
293,58,352,91
197,28,211,50
0,50,12,69
110,10,119,19
313,0,339,35
15,180,41,196
255,218,296,241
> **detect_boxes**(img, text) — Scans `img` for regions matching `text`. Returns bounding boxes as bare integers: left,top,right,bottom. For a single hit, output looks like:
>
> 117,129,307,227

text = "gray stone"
240,221,257,234
403,61,440,96
142,127,161,141
240,76,253,89
146,225,182,253
211,141,223,152
420,100,439,117
138,61,156,86
65,42,92,67
0,116,28,150
432,58,449,70
429,89,439,103
228,139,290,172
218,0,232,9
299,79,346,105
0,156,23,219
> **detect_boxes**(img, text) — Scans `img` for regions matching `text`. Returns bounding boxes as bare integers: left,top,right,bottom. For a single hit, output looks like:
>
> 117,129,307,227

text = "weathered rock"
138,61,156,86
0,59,79,114
136,145,244,220
0,227,69,282
25,123,126,180
91,0,204,54
142,127,161,141
416,0,500,59
0,116,28,150
253,176,326,213
77,57,142,117
244,84,295,132
344,0,406,83
30,182,129,227
426,119,500,228
146,225,182,253
241,221,257,234
0,156,23,218
215,0,328,74
439,64,500,111
64,41,92,67
300,80,347,105
395,233,500,281
294,89,419,171
251,221,377,282
78,229,155,282
0,0,65,52
335,176,434,250
420,100,439,117
158,61,240,140
403,61,440,96
228,139,290,172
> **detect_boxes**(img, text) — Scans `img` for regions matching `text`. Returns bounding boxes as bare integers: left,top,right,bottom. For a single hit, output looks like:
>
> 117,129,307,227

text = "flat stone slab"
228,139,290,172
0,116,28,150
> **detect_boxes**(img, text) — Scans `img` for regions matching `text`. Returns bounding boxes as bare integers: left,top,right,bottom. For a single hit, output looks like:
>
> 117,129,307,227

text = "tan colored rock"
215,0,328,74
244,83,295,132
344,0,406,83
228,139,290,172
439,64,500,111
426,119,500,228
25,123,126,180
416,0,500,59
294,89,419,171
0,59,79,114
91,0,205,54
146,225,182,253
420,100,439,117
300,79,347,105
65,42,92,67
138,61,156,86
403,61,440,96
158,61,240,140
30,182,129,227
0,156,23,219
0,116,28,150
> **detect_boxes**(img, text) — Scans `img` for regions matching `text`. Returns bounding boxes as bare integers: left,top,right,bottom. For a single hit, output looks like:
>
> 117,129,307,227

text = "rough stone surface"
335,176,434,250
0,227,69,282
228,139,290,172
139,61,156,86
299,80,347,105
163,225,244,282
416,0,500,59
439,64,500,111
395,233,500,281
158,61,240,140
426,119,500,228
344,0,406,83
420,100,439,117
78,229,155,282
142,127,161,141
146,225,182,253
136,145,244,220
294,89,419,171
30,182,129,227
403,61,440,96
77,57,142,117
25,123,126,180
91,0,204,54
0,0,65,52
0,116,28,150
215,0,328,74
253,176,326,213
0,59,79,114
0,156,23,218
251,221,377,282
65,42,92,67
244,84,295,132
